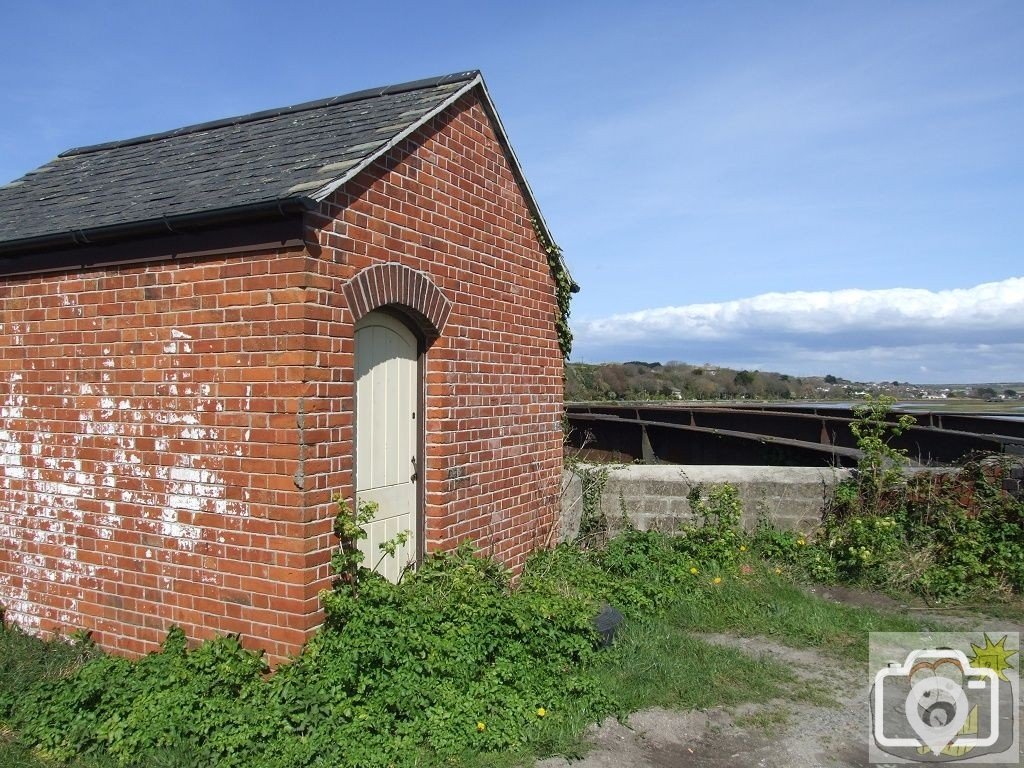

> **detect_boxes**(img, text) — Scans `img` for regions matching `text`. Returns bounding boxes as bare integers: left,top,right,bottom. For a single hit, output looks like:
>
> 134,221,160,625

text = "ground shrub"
753,397,1024,602
8,628,274,767
3,540,617,768
3,457,987,766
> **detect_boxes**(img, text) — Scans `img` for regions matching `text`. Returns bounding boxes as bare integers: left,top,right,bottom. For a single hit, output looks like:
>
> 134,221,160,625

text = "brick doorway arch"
342,264,451,340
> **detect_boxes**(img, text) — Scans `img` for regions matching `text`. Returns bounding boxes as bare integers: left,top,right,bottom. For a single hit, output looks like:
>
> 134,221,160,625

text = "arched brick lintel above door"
343,263,452,341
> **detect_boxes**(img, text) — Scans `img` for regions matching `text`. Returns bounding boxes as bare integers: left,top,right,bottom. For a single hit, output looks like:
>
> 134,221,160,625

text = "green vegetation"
531,219,573,360
2,484,942,768
4,407,1018,766
752,397,1024,601
666,573,927,661
567,360,810,401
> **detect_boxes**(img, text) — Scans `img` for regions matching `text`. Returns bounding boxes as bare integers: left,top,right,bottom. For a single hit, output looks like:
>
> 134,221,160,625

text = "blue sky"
2,1,1022,383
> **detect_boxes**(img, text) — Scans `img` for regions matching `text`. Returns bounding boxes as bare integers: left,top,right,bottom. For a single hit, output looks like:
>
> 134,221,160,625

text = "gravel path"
536,592,1024,768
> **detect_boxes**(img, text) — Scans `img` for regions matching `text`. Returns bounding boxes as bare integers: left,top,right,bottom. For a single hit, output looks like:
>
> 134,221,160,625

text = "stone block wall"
561,464,851,541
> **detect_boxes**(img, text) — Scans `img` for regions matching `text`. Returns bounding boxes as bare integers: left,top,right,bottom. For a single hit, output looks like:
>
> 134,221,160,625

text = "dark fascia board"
0,196,316,261
60,71,481,158
0,216,306,277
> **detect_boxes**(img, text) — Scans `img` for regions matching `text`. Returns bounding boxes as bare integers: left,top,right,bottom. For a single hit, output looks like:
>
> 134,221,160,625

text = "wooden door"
354,311,418,582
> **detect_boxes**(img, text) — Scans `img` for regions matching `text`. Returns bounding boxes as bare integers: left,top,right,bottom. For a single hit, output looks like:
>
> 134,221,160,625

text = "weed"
734,707,791,735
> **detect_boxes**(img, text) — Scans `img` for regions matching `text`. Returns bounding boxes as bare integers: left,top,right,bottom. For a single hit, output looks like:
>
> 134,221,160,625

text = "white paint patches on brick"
171,467,203,484
154,411,198,426
0,429,25,491
164,456,250,522
171,328,192,340
2,367,255,631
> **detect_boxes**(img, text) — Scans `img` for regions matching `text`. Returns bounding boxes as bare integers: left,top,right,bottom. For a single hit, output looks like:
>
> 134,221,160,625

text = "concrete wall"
561,464,851,541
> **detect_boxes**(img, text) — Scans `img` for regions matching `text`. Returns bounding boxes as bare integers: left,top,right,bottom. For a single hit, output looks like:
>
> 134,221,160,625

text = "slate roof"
0,71,496,255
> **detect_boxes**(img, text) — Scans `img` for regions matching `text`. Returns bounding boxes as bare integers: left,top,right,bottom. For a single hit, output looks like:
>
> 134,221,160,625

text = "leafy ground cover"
5,403,1018,768
2,524,941,768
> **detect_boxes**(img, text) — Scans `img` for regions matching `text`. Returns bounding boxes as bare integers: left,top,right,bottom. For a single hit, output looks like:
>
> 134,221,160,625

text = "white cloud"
573,277,1024,383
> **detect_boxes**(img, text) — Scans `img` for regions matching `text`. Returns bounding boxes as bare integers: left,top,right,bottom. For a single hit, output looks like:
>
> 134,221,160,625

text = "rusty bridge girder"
565,403,1024,467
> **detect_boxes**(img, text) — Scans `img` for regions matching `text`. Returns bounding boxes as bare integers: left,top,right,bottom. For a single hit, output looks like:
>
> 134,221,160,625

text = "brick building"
0,71,573,660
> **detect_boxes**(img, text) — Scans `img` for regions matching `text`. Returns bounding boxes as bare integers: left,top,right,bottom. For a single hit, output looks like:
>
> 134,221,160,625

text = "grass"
733,708,790,735
441,588,831,768
0,623,106,768
666,568,942,662
593,616,798,713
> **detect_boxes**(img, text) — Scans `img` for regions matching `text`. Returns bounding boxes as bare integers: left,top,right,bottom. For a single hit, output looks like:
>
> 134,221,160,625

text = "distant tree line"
565,362,1024,403
566,361,822,401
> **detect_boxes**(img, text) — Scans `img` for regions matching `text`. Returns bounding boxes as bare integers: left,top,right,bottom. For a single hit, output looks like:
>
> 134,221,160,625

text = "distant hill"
565,361,1024,403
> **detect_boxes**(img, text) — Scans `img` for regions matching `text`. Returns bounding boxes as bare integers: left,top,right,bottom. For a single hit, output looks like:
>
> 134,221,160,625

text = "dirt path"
537,634,869,768
535,594,1024,768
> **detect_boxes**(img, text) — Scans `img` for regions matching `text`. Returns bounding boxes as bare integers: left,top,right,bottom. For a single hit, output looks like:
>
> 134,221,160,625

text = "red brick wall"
303,92,565,581
0,250,324,660
0,89,565,660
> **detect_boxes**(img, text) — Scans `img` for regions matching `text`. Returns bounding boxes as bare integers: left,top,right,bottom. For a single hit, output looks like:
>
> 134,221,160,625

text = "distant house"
0,71,574,660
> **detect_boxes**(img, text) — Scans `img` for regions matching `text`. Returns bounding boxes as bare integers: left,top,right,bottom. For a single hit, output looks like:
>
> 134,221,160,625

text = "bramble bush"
752,396,1024,601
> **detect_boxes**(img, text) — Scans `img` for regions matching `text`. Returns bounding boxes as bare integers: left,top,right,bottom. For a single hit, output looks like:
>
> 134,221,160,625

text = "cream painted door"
354,311,418,582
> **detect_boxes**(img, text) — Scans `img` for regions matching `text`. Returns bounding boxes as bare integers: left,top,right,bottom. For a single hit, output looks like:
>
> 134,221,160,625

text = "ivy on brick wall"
533,219,574,359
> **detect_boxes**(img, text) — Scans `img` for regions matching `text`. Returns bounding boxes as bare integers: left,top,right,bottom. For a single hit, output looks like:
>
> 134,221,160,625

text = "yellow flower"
712,577,722,585
739,545,747,552
774,567,782,575
796,538,806,546
536,707,547,718
476,721,486,732
689,566,698,575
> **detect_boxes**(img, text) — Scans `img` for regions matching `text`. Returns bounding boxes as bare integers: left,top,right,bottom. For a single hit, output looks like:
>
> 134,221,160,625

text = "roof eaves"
0,195,316,259
305,74,578,293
